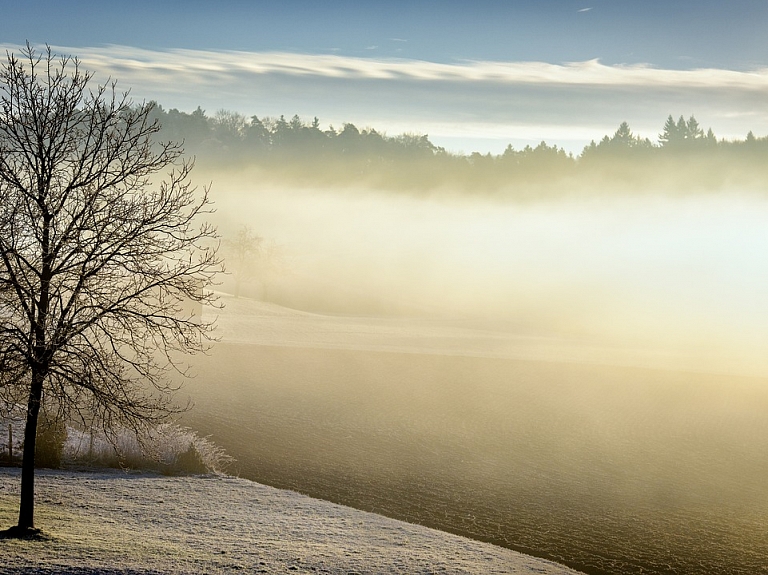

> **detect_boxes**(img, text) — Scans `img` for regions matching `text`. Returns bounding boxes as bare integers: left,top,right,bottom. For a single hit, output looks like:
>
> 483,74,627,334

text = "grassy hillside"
0,468,576,574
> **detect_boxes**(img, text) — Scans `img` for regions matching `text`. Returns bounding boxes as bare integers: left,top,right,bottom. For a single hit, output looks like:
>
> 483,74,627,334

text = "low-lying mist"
203,165,768,377
174,166,768,574
182,330,768,575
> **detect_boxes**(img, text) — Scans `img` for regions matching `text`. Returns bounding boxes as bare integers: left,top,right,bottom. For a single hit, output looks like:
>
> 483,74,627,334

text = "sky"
2,1,768,153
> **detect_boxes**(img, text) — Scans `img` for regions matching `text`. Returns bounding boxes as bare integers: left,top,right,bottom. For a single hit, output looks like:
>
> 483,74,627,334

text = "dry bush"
34,415,67,469
62,423,233,474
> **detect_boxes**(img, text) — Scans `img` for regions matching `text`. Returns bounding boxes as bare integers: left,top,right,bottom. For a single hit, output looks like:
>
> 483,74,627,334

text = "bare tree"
0,45,221,536
224,225,262,298
224,226,289,300
254,238,289,301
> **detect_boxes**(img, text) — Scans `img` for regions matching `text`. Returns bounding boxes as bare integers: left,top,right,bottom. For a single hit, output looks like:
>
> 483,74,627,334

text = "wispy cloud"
6,44,767,152
41,44,768,88
578,7,593,13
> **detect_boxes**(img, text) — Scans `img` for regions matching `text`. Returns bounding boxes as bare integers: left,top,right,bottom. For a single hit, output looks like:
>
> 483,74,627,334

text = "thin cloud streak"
46,44,768,88
7,44,767,152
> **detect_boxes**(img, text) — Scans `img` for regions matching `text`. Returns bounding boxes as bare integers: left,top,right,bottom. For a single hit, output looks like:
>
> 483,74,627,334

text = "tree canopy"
145,104,768,193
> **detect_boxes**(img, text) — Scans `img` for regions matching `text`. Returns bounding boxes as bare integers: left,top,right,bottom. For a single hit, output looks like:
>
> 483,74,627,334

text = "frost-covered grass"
0,468,580,575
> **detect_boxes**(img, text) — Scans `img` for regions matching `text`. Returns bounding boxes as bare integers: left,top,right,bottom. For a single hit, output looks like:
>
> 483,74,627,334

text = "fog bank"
204,169,768,377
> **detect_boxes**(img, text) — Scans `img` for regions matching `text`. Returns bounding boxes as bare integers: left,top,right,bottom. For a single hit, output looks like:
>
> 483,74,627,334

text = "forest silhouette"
149,104,768,193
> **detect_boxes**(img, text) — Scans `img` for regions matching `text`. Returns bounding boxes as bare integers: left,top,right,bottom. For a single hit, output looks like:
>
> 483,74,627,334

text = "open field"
177,296,768,575
0,468,577,574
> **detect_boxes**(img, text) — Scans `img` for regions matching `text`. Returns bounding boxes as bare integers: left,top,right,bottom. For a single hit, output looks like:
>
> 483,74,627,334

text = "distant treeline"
148,104,768,192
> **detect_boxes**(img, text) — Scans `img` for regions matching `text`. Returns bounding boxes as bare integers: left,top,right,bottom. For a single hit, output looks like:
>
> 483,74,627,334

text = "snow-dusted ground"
0,468,580,574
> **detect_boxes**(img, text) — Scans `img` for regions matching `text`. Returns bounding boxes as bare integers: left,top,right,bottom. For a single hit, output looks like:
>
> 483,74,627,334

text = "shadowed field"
179,302,768,575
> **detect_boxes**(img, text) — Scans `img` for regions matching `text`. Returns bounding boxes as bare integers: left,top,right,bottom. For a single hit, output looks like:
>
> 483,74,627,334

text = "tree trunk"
17,370,44,530
18,200,52,530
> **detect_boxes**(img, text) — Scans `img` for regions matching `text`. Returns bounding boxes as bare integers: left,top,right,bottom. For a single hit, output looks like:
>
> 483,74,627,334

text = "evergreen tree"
705,128,717,147
610,122,638,148
686,115,704,139
660,114,707,147
245,115,270,149
659,114,679,146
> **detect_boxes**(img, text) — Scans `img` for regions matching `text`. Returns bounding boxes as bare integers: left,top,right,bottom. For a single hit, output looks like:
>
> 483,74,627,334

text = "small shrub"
164,443,208,475
35,415,67,469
